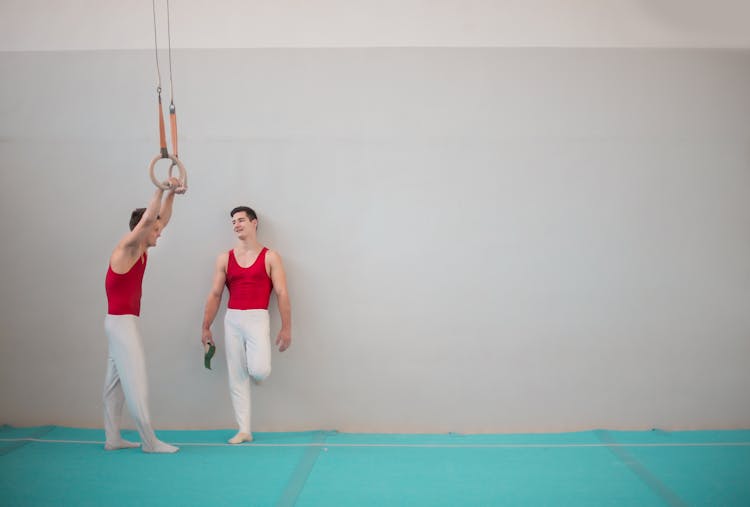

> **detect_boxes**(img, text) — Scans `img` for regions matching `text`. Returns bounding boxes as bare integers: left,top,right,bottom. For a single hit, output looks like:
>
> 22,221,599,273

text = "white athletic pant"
103,314,164,451
224,309,272,434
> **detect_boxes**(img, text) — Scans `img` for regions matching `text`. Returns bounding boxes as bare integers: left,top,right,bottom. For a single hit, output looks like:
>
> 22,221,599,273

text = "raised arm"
202,252,228,347
123,187,163,248
109,186,165,272
157,177,185,230
268,250,291,352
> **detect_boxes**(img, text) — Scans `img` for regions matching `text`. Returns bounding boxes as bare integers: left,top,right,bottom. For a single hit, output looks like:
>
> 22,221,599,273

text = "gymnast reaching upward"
103,177,185,453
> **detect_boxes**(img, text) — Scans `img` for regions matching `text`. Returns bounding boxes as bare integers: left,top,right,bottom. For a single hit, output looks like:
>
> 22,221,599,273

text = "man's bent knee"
250,364,271,382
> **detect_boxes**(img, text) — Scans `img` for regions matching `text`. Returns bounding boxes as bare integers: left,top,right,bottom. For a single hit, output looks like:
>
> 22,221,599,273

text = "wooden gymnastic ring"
149,154,187,191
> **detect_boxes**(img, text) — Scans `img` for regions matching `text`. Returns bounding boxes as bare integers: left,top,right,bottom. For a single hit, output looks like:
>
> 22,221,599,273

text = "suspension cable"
149,0,186,191
166,0,175,101
152,0,162,93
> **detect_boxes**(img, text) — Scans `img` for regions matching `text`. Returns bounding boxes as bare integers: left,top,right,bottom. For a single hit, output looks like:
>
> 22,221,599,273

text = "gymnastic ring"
149,154,188,191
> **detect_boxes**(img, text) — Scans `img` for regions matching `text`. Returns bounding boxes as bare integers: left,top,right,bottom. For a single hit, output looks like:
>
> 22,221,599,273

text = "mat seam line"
596,429,689,507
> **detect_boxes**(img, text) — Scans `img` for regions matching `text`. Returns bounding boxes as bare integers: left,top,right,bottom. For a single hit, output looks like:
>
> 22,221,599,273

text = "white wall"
1,3,749,433
2,0,750,50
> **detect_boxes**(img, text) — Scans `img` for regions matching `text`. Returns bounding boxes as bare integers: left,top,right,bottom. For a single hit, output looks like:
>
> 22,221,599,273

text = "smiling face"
231,210,257,240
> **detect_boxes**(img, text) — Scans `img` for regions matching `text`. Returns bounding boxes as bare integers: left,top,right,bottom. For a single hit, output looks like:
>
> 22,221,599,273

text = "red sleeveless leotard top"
105,254,147,316
226,247,273,310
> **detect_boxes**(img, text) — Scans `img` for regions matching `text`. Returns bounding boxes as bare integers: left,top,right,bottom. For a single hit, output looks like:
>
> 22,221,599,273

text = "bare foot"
228,432,253,444
142,440,179,453
104,439,141,451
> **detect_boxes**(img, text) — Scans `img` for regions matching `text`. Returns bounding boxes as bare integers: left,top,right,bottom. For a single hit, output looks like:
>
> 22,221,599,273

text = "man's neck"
235,238,261,252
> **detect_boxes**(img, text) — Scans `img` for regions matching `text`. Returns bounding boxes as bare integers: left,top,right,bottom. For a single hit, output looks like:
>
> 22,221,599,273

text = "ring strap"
158,92,168,158
169,101,178,158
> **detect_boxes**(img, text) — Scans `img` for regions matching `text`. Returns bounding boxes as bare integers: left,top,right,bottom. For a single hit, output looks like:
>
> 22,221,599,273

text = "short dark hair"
230,206,257,221
129,208,159,231
130,208,146,231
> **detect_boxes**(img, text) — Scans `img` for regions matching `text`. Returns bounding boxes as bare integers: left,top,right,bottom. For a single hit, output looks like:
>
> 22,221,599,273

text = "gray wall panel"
1,48,749,432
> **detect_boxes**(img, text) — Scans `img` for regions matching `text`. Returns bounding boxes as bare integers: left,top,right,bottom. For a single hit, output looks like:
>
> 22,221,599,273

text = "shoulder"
216,251,229,269
265,249,282,262
110,236,143,272
265,250,285,272
115,229,142,253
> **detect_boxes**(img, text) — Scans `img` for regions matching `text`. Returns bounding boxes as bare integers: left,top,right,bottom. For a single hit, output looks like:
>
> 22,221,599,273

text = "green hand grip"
204,343,216,370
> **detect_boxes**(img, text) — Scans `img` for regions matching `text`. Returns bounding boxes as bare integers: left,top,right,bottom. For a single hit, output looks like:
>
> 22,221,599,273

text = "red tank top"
105,254,147,316
226,248,273,310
